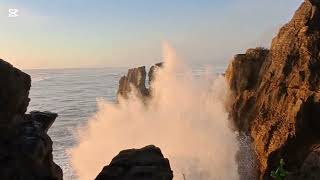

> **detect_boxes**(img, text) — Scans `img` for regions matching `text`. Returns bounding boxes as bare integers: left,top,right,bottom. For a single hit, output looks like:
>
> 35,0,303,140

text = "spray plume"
70,42,239,180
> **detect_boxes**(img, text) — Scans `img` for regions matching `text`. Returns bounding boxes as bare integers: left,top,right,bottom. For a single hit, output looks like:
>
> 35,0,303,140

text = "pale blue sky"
0,0,302,69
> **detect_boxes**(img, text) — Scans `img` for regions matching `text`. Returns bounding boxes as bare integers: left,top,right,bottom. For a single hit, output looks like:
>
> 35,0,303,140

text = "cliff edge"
226,0,320,179
0,59,62,179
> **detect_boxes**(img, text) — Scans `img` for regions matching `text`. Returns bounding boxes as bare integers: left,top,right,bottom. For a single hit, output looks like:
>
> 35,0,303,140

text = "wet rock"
226,0,320,178
148,62,163,84
0,59,62,180
95,145,173,180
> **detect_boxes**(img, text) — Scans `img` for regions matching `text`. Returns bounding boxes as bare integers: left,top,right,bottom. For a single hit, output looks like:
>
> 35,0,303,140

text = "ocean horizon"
25,64,227,179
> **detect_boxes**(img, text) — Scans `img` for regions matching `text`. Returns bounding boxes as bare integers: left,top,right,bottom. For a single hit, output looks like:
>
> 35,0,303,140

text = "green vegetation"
271,159,289,180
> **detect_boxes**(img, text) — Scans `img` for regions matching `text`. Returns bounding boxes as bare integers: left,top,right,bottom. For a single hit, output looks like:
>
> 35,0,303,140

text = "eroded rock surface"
117,66,149,98
0,59,62,180
95,145,173,180
226,0,320,179
117,63,163,99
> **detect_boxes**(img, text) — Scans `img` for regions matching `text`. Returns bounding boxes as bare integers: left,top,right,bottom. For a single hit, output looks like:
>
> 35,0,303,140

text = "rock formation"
117,66,149,98
226,0,320,179
148,62,163,84
0,59,62,179
95,145,173,180
117,63,163,99
288,147,320,179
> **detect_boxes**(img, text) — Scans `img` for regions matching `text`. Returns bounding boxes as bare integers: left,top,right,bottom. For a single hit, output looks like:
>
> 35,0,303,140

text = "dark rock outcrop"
95,145,173,180
226,0,320,179
0,59,62,180
117,63,163,99
288,147,320,179
148,62,163,84
0,60,31,134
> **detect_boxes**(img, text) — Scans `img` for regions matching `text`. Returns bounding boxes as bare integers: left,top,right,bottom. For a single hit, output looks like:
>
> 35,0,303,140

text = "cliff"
226,0,320,179
0,59,62,179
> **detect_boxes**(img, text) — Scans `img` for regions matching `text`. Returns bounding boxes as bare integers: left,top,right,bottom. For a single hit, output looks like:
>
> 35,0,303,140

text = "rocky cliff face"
117,63,163,99
95,145,173,180
0,59,62,180
117,66,150,98
226,0,320,179
148,63,163,84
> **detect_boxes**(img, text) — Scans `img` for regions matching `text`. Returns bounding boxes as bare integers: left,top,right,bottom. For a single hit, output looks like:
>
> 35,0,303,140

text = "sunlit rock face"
95,145,173,180
117,63,163,99
226,0,320,179
0,59,62,180
117,66,150,99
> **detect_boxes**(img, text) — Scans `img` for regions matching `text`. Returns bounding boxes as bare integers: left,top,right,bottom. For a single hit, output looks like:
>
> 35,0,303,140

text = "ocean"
25,64,227,179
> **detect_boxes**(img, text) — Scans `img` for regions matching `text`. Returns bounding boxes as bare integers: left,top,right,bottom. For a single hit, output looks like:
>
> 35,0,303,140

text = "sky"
0,0,302,69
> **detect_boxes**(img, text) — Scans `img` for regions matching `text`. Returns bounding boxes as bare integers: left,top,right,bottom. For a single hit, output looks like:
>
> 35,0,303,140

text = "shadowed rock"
287,147,320,179
29,111,58,132
0,59,62,180
226,0,320,179
148,62,163,84
95,145,173,180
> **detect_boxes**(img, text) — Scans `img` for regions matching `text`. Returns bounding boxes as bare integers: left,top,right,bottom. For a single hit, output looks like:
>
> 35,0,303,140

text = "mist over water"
70,43,239,180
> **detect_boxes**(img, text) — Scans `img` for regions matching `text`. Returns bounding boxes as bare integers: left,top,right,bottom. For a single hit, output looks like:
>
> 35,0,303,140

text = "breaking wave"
70,43,240,180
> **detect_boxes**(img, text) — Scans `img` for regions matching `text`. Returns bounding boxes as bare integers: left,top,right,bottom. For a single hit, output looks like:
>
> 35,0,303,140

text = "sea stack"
117,66,150,98
117,63,163,99
226,0,320,179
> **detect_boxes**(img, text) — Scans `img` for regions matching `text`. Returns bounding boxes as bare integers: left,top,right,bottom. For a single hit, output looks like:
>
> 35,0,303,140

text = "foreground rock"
117,63,163,99
226,0,320,179
0,59,62,179
95,145,173,180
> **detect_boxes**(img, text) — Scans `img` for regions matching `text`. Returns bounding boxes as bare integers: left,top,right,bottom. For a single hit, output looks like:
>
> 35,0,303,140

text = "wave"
69,43,240,180
32,76,51,82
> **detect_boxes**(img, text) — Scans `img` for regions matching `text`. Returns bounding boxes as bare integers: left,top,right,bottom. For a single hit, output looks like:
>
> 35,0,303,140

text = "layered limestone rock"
95,145,173,180
117,63,163,99
226,48,269,133
117,66,149,98
226,0,320,179
0,59,62,180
